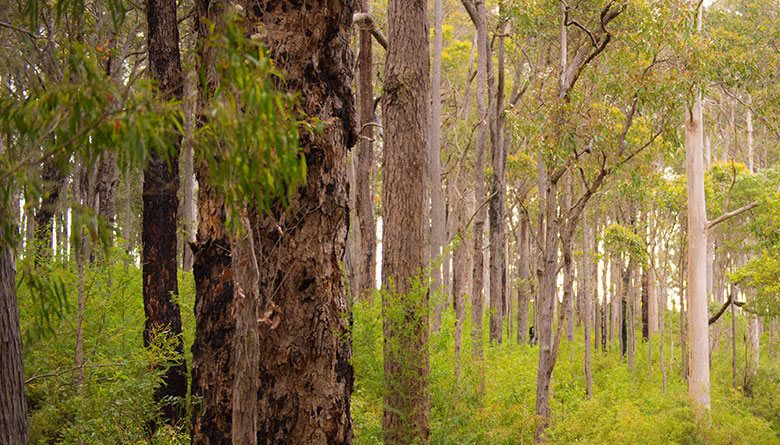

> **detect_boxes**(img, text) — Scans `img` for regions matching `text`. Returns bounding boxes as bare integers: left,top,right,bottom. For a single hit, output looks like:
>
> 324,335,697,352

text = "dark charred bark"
1,245,28,444
246,0,357,443
143,0,187,428
190,0,235,442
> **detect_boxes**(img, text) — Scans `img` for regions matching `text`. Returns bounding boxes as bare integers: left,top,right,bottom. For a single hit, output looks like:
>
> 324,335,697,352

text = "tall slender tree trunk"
430,0,446,331
465,0,489,391
248,1,357,442
382,0,430,439
144,0,187,427
563,180,574,343
453,181,468,372
583,210,593,399
685,1,710,410
517,214,530,344
660,244,667,393
488,11,508,345
1,244,28,444
731,281,737,389
747,94,754,174
181,70,197,272
535,175,558,441
627,264,636,370
685,92,710,409
355,0,377,301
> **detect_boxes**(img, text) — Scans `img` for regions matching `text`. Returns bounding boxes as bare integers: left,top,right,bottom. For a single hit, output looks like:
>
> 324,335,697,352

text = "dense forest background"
1,0,780,443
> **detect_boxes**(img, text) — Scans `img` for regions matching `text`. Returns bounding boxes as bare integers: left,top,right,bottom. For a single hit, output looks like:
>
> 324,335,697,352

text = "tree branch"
352,13,388,50
25,362,124,384
709,292,746,325
707,201,759,230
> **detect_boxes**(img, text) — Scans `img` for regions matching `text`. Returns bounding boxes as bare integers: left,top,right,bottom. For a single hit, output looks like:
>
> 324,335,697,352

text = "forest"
1,0,779,443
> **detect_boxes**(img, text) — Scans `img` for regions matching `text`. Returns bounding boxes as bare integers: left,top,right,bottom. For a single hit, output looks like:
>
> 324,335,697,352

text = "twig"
25,362,124,384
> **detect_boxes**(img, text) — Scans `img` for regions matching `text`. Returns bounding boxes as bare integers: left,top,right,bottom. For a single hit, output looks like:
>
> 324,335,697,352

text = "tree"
0,243,27,445
382,0,430,439
249,0,356,441
190,0,355,440
354,0,378,302
143,0,187,426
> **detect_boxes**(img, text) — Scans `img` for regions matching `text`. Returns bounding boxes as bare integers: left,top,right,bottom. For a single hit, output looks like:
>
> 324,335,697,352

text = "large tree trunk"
248,1,357,442
685,93,710,410
1,245,28,444
143,0,187,427
381,0,430,440
190,1,236,441
354,0,377,301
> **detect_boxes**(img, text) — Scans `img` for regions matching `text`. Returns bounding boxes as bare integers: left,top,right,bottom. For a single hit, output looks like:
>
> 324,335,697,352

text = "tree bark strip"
144,0,187,427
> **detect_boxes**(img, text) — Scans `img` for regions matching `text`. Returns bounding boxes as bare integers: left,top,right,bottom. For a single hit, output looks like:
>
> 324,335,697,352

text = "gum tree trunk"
247,0,357,442
355,0,377,301
143,0,187,426
429,0,446,331
1,244,28,444
190,1,236,441
381,0,430,439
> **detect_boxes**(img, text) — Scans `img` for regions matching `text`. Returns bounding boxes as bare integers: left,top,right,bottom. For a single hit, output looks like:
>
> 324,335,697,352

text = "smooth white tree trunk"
685,93,711,410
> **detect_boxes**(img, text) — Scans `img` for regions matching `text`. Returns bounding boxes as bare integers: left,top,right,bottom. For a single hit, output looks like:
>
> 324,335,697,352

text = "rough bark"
247,0,357,442
97,151,119,226
230,210,261,445
535,176,558,441
1,245,28,444
144,0,187,427
355,0,377,301
488,12,508,345
381,0,430,440
33,158,65,263
190,1,236,441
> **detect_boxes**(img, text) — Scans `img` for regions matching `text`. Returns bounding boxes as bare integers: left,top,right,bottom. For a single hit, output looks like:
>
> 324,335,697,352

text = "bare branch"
707,201,759,230
352,13,388,50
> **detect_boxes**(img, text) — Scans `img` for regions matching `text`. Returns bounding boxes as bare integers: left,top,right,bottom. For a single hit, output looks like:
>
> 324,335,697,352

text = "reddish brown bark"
246,0,357,442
